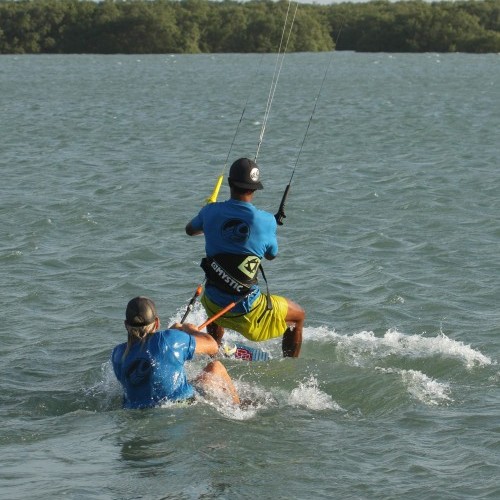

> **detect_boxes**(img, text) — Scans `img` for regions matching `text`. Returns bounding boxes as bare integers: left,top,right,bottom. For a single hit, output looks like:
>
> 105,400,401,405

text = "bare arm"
170,322,218,356
185,222,204,236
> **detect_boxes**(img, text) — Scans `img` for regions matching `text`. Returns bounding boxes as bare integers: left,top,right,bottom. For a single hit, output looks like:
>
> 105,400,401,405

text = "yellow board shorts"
201,293,289,342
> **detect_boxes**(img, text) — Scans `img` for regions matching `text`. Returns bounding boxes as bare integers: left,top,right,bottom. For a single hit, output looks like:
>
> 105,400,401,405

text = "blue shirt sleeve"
189,208,205,232
111,343,126,379
160,329,196,362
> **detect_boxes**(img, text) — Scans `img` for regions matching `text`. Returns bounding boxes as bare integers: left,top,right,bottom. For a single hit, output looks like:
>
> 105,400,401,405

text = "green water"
1,53,499,499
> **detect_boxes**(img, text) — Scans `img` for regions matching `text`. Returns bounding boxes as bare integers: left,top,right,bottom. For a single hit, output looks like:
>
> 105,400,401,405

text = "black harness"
200,253,273,316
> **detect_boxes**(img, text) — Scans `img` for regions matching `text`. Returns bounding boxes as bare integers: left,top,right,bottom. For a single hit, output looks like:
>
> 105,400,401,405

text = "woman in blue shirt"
112,296,240,409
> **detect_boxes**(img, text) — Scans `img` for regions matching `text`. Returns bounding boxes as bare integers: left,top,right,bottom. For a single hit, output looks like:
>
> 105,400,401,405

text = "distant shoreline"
1,0,499,54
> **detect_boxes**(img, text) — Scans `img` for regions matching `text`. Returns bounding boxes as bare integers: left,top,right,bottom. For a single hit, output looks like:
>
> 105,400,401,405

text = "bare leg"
199,360,240,405
282,299,305,357
207,322,225,346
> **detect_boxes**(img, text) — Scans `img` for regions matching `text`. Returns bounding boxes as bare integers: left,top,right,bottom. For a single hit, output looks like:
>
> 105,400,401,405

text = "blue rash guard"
111,329,196,409
188,199,278,312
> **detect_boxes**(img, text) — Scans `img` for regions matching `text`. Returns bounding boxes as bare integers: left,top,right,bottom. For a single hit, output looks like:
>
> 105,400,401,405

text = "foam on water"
307,325,493,369
287,375,343,411
159,302,496,411
84,360,122,410
377,367,452,405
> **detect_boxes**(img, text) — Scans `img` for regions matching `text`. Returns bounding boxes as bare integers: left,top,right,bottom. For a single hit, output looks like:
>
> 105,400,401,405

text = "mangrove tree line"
0,0,499,54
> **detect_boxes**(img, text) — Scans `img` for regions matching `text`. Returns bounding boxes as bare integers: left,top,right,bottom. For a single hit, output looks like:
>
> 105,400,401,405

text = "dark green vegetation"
0,0,499,53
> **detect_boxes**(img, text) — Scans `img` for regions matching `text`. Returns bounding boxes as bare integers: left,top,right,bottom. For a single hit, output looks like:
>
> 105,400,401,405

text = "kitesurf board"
223,342,270,362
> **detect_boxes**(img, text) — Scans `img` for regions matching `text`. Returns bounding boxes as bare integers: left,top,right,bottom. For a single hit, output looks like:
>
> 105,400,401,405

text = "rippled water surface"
1,52,499,499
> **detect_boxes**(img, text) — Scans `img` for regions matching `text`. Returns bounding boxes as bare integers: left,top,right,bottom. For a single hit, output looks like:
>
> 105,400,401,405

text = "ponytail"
121,320,157,361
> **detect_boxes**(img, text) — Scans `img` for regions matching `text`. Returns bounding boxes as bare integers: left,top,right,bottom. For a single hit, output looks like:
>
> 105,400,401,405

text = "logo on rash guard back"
221,219,250,243
126,358,152,385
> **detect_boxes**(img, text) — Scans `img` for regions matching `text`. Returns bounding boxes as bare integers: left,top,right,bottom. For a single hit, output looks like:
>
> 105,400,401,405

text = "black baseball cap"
228,158,264,190
125,296,157,326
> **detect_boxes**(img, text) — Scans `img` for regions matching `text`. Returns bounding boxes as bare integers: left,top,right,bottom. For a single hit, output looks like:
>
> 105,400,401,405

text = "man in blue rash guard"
112,296,240,409
185,157,305,357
